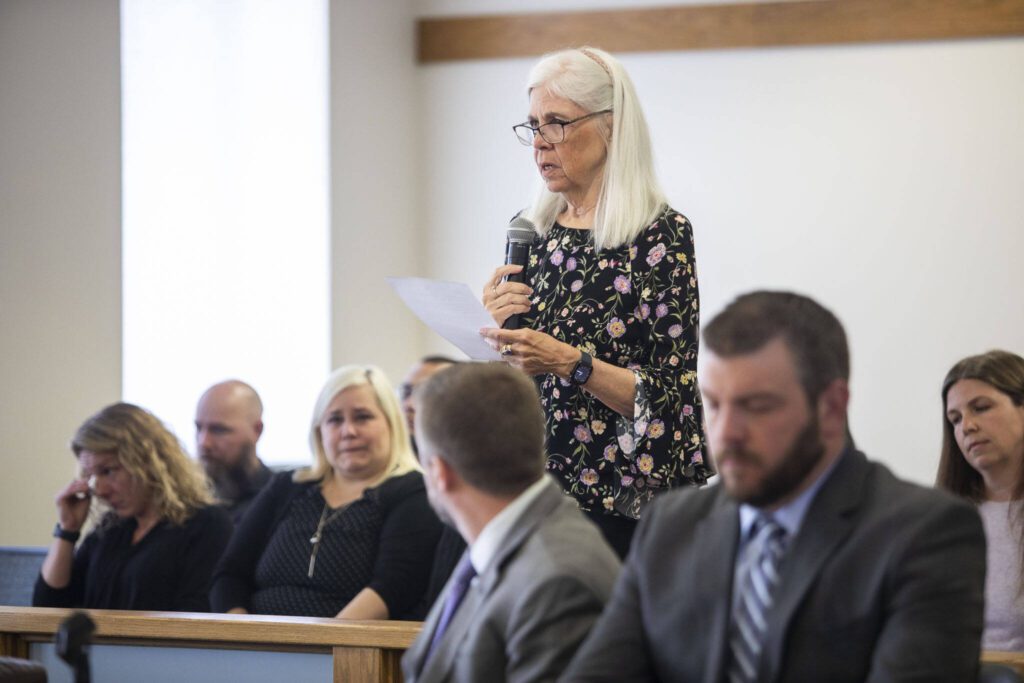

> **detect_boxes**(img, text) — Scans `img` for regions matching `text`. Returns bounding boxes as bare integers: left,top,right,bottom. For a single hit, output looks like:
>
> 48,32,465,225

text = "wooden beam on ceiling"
417,0,1024,63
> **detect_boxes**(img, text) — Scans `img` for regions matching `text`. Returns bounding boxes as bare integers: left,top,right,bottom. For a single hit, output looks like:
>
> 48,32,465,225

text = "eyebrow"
948,395,990,413
528,110,572,124
726,391,784,403
82,457,118,472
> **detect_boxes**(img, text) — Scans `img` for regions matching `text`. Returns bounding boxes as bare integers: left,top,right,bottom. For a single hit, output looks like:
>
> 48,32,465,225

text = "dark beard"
723,414,825,508
204,451,254,503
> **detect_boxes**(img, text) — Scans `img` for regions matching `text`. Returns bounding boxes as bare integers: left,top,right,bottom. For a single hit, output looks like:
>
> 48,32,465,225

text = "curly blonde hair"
72,402,213,526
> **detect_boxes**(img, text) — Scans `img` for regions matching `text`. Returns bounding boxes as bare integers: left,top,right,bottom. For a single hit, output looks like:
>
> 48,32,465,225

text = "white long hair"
524,47,667,251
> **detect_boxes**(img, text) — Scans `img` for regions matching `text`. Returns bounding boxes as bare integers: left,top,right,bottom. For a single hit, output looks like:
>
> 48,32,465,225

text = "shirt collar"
739,446,848,541
469,476,549,574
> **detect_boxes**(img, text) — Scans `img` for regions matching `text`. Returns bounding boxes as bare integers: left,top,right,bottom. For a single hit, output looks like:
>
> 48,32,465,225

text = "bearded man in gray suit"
563,291,986,683
402,362,621,683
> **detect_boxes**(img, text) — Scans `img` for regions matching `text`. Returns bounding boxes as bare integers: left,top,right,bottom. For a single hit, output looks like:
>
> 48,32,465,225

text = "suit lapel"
695,490,741,683
760,449,869,682
416,480,563,682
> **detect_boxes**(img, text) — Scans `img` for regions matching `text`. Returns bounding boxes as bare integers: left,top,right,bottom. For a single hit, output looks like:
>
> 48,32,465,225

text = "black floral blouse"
520,207,710,519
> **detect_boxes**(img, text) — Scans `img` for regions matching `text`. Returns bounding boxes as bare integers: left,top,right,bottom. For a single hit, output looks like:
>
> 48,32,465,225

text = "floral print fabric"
520,207,710,519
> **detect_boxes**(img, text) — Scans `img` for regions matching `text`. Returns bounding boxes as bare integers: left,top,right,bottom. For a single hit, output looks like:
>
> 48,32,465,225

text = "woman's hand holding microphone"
481,264,578,378
482,264,533,328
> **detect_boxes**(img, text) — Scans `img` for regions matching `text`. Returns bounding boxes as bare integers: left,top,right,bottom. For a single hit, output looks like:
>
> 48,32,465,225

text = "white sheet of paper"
387,277,502,361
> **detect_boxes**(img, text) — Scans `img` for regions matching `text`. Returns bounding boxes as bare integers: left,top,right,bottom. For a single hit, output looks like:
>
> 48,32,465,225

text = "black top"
519,208,710,519
407,523,467,620
210,470,441,618
32,505,232,612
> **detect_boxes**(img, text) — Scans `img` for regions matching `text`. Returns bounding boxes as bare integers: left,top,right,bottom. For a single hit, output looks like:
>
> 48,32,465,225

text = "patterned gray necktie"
728,515,788,683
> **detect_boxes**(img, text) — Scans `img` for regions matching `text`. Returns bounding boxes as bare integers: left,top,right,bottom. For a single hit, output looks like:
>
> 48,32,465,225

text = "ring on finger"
501,343,513,356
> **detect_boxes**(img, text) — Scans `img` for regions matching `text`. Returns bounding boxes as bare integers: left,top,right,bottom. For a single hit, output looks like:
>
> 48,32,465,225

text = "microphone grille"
507,215,536,244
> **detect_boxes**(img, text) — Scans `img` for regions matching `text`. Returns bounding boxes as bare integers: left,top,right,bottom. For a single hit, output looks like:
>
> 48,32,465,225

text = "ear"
816,379,850,442
428,454,459,494
254,420,264,438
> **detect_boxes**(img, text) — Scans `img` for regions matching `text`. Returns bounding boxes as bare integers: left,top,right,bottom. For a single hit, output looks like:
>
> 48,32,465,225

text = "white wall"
417,35,1024,485
329,0,424,381
0,0,122,546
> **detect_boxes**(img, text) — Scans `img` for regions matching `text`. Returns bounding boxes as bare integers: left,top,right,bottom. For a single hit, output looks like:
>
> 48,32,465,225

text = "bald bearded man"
195,380,272,523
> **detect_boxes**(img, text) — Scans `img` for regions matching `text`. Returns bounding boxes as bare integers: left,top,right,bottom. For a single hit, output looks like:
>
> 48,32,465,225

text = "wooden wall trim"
417,0,1024,62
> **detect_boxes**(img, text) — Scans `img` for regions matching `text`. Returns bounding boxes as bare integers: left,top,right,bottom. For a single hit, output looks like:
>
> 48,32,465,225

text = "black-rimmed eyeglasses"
513,109,612,146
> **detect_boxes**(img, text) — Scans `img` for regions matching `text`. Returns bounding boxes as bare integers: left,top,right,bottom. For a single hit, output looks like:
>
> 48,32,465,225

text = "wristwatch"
53,523,81,544
570,350,593,386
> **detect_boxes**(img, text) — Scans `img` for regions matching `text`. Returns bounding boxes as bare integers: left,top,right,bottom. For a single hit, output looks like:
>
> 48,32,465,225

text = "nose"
532,130,551,150
711,406,745,449
961,413,979,434
342,419,359,437
198,428,213,451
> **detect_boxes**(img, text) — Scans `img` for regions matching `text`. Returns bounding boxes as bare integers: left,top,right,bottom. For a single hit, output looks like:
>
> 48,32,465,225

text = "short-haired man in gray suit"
563,291,986,683
402,362,621,683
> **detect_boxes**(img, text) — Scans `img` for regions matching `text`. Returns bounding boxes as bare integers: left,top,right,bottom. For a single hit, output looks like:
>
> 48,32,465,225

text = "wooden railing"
984,649,1024,676
0,606,421,683
3,606,1021,682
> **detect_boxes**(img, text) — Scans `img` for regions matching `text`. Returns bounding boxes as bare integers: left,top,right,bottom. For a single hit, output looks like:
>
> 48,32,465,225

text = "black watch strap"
53,523,81,544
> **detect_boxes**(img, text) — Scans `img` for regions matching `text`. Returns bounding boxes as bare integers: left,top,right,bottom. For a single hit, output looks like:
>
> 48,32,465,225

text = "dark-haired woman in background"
34,403,232,611
211,365,441,619
938,349,1024,651
480,47,709,557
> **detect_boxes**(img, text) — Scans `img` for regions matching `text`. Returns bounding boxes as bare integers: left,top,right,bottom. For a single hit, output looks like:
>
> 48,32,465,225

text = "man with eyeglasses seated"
400,355,468,621
400,356,457,454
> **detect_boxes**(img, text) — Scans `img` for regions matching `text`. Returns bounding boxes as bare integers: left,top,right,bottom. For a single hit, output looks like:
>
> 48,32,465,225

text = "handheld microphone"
503,216,536,330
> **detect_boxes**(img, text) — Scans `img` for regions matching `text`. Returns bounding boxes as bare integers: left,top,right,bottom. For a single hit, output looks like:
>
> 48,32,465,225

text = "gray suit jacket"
402,478,621,683
562,449,987,683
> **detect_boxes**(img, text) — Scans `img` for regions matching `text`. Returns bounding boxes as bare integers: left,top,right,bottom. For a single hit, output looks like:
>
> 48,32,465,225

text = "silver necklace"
307,501,351,578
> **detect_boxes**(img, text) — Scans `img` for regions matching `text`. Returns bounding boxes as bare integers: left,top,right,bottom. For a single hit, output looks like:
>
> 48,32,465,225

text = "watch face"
573,364,592,384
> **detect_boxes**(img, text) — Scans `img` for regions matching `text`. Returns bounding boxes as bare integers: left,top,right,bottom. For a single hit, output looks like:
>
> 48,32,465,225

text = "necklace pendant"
309,533,320,544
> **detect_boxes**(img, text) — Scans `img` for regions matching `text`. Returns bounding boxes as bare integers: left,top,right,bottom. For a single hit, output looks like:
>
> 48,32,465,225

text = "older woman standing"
210,366,441,619
33,403,232,611
938,349,1024,651
481,47,709,557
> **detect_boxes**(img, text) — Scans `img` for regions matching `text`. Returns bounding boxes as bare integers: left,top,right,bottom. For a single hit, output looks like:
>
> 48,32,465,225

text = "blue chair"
0,547,46,606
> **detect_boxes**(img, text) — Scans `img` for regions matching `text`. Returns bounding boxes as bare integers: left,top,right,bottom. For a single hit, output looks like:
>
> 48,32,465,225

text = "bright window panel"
121,0,329,466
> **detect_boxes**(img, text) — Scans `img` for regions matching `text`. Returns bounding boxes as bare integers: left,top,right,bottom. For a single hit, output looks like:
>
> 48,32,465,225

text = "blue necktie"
426,554,477,660
728,515,788,683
